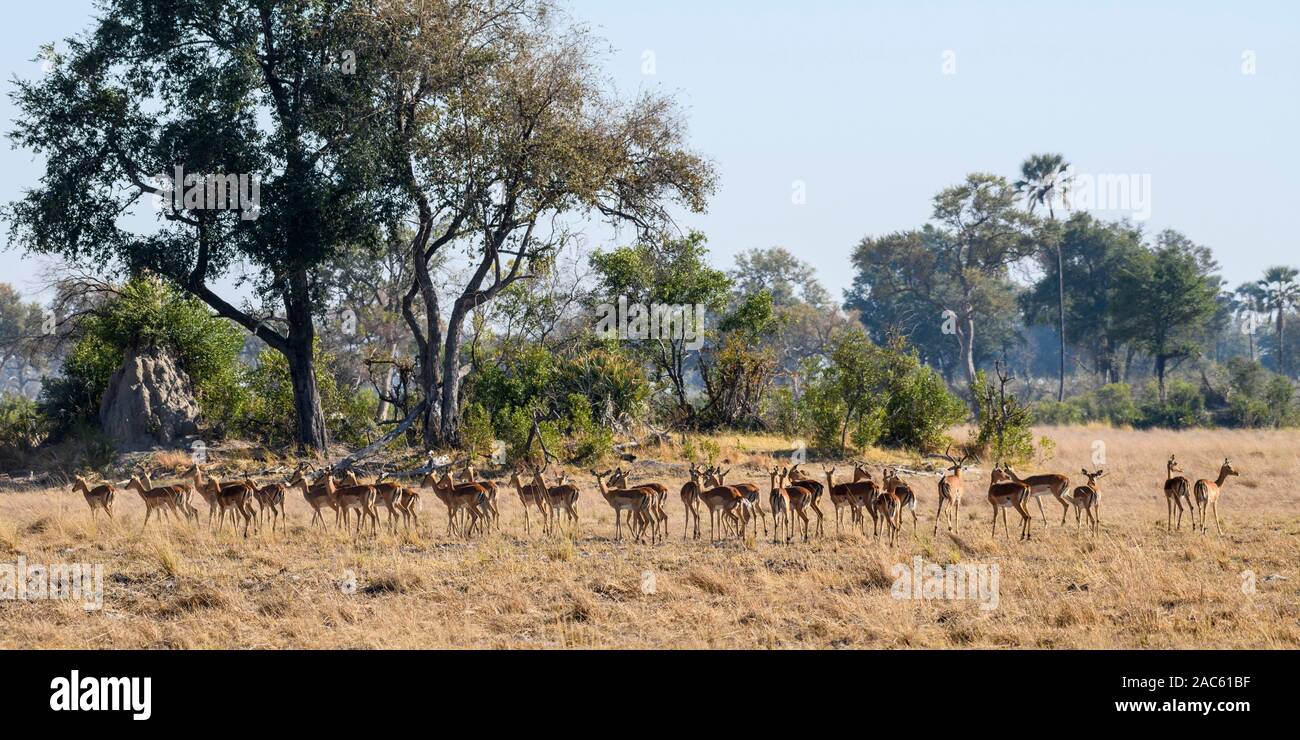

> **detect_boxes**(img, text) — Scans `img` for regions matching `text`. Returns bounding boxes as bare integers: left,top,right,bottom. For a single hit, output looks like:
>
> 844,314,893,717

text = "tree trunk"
438,299,470,446
285,272,329,452
961,314,978,392
1278,310,1288,376
1057,243,1066,402
1156,355,1168,405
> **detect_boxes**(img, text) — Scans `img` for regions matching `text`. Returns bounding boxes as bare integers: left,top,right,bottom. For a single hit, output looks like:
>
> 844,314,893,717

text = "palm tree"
1258,266,1300,376
1016,153,1072,401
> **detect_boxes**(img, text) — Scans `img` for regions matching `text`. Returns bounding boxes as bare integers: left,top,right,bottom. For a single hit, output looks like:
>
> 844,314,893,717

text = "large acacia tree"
5,0,394,452
364,0,715,446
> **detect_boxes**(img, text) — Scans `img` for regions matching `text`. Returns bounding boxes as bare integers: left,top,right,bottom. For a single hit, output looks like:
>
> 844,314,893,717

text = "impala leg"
934,498,945,537
1034,496,1046,527
1213,502,1222,536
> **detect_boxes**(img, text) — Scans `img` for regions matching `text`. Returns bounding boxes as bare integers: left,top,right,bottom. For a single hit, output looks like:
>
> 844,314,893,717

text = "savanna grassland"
1,427,1298,649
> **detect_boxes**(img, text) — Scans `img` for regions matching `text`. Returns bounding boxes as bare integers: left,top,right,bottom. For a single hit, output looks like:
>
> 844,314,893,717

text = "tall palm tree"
1016,153,1072,401
1258,266,1300,376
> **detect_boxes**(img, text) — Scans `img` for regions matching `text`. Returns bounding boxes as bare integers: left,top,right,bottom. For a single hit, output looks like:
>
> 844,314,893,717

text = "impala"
611,467,669,541
768,467,794,544
821,467,865,535
509,467,549,535
707,466,767,537
207,475,258,538
536,466,580,533
679,464,705,540
343,469,406,534
300,469,341,528
421,470,491,538
184,463,221,528
882,468,919,535
847,465,879,532
872,480,901,546
332,480,380,535
1163,455,1194,532
787,464,825,536
592,470,654,543
780,468,816,542
456,460,500,531
1066,469,1104,535
253,478,288,533
1193,459,1240,536
998,464,1070,527
934,448,971,536
72,475,115,521
132,470,199,525
987,469,1033,542
127,475,187,533
397,484,422,531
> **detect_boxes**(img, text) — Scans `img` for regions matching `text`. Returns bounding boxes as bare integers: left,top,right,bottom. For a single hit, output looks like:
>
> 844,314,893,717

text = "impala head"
126,474,146,493
990,464,1011,484
1081,469,1105,487
341,469,361,487
940,446,972,474
71,475,89,494
1220,458,1240,478
610,467,631,488
1167,455,1183,475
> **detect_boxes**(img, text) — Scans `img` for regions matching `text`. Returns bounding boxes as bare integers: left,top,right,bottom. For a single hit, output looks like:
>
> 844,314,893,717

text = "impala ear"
1081,468,1088,475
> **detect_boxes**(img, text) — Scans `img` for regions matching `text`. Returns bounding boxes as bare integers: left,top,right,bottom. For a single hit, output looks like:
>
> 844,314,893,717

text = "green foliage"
799,332,965,453
0,396,45,467
1137,380,1210,429
465,343,649,465
971,369,1037,464
238,346,376,448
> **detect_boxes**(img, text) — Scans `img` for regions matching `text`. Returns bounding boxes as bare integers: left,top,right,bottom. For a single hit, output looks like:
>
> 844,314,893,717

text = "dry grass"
2,426,1298,649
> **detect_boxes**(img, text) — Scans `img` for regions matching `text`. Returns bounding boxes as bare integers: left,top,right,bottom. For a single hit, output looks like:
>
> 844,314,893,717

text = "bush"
799,332,965,453
1137,380,1210,429
0,396,45,468
237,345,377,448
971,369,1037,464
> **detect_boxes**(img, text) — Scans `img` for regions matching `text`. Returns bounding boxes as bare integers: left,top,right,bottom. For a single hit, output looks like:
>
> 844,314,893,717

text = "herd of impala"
66,448,1244,543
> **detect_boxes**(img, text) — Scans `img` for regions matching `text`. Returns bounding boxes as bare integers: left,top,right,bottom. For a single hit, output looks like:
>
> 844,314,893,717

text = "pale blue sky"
3,0,1297,303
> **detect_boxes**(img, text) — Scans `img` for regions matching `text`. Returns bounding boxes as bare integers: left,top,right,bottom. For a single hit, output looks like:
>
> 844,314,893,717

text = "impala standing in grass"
1193,459,1240,536
73,475,115,521
934,449,971,536
989,467,1034,541
1164,455,1194,532
1066,469,1104,534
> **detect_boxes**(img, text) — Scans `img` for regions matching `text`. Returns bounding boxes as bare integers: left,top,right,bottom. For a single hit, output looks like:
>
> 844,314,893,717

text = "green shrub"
238,345,376,447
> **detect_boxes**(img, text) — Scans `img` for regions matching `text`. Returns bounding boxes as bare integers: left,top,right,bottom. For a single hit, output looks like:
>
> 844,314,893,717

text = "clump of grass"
687,567,732,596
152,539,184,578
26,516,54,534
0,520,17,553
166,583,230,614
362,570,426,595
151,450,195,471
543,535,575,562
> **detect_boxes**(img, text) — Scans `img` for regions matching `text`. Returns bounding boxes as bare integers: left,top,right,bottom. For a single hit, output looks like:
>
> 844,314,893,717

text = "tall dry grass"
1,427,1297,649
